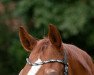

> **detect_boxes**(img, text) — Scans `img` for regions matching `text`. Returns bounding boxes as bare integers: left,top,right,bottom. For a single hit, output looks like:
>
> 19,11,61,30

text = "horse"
19,24,94,75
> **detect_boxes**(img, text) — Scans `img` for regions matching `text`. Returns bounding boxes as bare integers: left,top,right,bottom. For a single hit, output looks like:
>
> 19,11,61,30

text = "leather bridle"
26,50,68,75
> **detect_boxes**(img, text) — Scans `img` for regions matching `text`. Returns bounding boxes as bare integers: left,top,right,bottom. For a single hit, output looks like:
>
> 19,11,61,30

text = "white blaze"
27,58,42,75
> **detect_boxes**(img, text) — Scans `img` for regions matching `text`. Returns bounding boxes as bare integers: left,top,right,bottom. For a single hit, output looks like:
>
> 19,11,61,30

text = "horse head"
19,24,94,75
19,25,67,75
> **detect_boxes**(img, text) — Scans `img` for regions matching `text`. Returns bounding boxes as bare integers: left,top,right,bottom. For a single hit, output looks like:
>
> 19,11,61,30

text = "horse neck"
63,43,94,75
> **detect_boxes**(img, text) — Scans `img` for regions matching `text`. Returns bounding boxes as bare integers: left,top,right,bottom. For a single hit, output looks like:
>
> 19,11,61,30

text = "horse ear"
19,26,37,52
48,24,62,49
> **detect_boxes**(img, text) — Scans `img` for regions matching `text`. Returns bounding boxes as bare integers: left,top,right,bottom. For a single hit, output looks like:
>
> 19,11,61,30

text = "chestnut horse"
19,25,94,75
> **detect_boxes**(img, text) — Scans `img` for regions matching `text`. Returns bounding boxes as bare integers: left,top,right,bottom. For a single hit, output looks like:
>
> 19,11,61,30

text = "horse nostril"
45,69,58,75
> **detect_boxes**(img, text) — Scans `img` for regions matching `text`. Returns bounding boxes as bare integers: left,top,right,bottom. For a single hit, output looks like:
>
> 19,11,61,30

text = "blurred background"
0,0,94,75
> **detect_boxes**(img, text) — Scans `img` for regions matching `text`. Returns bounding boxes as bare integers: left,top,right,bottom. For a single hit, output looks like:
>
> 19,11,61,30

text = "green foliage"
13,0,94,51
0,25,27,75
14,0,94,38
0,25,13,74
8,38,27,74
0,0,94,75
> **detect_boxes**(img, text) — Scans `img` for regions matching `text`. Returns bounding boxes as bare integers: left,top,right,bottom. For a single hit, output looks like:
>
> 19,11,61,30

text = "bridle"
26,50,68,75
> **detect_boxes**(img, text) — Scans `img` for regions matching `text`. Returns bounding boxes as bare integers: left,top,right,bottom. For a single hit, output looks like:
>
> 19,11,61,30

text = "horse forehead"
38,38,50,45
36,39,50,50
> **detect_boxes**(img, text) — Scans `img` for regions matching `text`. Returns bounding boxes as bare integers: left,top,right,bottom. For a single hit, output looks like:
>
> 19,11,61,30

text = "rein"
26,50,68,75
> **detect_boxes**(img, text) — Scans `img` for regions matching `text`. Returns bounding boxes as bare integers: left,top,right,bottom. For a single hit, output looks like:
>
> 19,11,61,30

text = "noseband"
26,50,68,75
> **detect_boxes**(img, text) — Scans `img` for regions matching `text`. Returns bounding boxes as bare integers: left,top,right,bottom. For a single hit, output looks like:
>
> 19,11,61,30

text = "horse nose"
45,69,58,75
